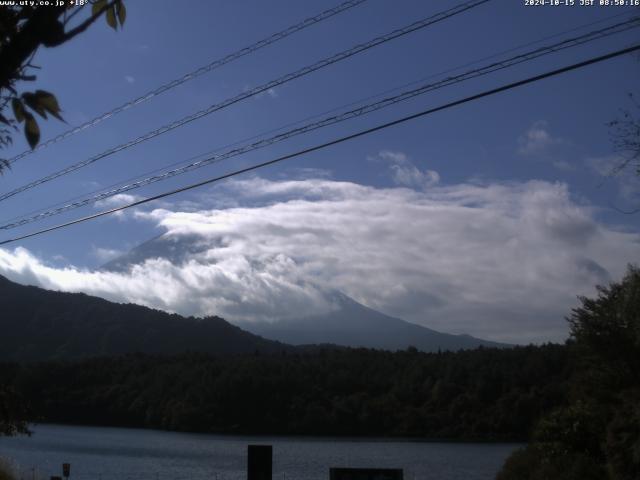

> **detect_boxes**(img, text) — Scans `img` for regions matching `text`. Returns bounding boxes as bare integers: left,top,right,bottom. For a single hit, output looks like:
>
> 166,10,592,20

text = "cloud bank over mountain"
0,176,637,343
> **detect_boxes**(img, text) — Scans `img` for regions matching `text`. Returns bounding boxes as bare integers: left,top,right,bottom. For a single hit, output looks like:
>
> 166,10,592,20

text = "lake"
0,424,520,480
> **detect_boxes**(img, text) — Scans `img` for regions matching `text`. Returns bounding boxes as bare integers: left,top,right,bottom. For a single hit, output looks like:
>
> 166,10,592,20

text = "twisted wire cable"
7,0,370,165
1,43,638,246
0,0,491,203
1,15,637,231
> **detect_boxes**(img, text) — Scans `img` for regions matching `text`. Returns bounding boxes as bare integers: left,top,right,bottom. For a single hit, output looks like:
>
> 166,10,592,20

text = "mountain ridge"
99,233,510,351
0,274,290,361
243,291,509,350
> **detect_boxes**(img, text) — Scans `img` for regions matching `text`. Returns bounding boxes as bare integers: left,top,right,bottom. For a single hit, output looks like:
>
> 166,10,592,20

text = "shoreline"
21,422,526,446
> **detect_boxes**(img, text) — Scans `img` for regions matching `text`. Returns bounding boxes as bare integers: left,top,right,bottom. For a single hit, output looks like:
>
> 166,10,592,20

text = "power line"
4,5,635,226
29,8,633,216
0,0,491,204
3,15,637,229
1,43,637,247
6,0,370,165
2,15,638,231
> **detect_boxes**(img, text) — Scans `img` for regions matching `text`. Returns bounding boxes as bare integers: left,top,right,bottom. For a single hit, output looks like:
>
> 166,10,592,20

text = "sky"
0,0,639,344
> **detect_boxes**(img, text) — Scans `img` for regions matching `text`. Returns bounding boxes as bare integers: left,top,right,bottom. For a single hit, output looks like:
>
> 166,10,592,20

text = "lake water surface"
0,424,520,480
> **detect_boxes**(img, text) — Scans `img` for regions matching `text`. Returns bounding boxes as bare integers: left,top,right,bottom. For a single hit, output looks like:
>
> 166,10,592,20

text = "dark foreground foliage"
1,343,569,440
0,384,29,437
497,266,640,480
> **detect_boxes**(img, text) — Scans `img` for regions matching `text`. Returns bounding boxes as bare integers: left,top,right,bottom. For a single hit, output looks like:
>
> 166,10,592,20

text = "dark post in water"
247,445,272,480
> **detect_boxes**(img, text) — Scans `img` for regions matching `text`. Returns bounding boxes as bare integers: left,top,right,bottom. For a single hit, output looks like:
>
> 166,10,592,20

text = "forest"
1,344,568,440
1,267,638,480
498,266,640,480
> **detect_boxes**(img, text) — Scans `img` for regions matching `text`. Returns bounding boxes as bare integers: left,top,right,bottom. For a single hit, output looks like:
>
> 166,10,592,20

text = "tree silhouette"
498,266,640,480
607,93,640,177
0,0,127,435
0,0,127,171
0,384,29,437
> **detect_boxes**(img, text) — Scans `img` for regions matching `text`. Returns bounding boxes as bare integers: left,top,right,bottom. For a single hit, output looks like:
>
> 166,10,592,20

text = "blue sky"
0,0,638,343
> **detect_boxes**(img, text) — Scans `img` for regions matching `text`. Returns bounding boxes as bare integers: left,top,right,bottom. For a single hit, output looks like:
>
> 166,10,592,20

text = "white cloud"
94,193,142,209
94,193,143,218
92,246,125,263
1,177,638,344
376,150,440,189
125,75,135,84
0,246,336,324
518,121,565,157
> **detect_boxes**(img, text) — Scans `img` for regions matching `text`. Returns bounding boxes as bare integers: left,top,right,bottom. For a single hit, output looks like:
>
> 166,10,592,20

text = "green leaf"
116,1,126,27
92,0,107,16
0,113,10,126
12,98,25,123
106,5,117,30
24,114,40,149
22,92,48,119
35,90,64,121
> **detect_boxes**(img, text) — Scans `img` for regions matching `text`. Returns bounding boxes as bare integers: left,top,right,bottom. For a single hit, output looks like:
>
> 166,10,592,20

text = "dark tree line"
3,266,637,468
0,382,28,437
1,343,570,441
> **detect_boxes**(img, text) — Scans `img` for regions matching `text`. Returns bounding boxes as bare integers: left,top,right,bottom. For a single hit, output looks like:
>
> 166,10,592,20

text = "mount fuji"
102,233,509,351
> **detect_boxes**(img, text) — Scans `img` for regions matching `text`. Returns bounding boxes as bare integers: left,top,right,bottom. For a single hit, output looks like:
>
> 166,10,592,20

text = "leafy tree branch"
0,0,126,168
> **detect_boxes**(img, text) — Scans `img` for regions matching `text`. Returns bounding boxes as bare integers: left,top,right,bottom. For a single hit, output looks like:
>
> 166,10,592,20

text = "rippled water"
0,424,520,480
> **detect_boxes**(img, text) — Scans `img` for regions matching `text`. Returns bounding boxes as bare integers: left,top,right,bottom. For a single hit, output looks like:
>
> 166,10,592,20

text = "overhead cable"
7,0,371,165
2,16,637,230
0,0,491,203
1,43,637,246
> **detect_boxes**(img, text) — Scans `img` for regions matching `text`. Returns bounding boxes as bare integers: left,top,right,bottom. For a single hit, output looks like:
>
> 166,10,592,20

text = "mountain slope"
101,233,510,352
101,233,213,273
243,292,509,351
0,275,289,361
